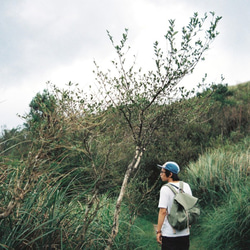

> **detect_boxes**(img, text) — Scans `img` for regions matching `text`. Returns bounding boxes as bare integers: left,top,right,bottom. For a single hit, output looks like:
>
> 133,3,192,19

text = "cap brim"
157,164,164,168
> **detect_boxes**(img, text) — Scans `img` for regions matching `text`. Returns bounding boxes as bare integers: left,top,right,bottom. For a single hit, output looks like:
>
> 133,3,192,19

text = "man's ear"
169,172,173,178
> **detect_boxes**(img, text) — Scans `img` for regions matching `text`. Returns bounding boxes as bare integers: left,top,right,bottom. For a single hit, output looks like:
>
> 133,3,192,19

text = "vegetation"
94,12,222,249
186,137,250,250
0,11,249,249
0,82,249,249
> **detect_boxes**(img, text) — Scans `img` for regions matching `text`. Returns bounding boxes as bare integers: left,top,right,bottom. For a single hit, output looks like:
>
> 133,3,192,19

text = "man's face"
160,169,168,182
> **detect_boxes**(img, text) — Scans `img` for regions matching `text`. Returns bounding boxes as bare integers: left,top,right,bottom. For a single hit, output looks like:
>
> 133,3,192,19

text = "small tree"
93,12,222,249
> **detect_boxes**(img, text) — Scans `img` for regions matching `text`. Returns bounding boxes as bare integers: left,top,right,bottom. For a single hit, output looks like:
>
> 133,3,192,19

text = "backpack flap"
175,193,198,210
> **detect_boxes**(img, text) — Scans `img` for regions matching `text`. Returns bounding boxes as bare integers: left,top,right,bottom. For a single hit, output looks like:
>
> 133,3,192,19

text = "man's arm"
156,208,167,244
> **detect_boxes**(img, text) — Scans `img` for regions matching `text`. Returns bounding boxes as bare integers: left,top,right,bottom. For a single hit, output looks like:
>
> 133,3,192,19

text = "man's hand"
157,208,167,245
156,232,162,245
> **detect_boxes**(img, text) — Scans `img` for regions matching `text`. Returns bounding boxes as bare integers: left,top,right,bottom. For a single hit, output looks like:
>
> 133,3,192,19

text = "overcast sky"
1,0,249,130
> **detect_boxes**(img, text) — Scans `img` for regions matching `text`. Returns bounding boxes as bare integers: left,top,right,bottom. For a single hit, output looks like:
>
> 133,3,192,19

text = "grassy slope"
139,135,249,250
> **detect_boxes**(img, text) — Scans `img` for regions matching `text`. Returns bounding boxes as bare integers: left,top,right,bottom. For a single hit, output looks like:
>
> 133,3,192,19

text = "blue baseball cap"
157,161,180,174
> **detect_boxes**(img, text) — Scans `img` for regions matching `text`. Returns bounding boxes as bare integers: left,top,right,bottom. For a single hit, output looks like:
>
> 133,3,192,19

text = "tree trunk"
105,147,143,250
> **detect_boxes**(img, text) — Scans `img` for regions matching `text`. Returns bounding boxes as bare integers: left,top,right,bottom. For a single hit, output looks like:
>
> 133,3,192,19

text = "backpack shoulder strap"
179,181,184,193
165,183,178,195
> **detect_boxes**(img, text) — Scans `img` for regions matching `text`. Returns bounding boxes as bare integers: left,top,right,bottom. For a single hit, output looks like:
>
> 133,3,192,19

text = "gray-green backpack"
165,181,200,231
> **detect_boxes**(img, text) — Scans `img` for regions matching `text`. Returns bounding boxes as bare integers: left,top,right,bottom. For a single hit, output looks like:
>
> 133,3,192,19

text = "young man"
156,161,192,250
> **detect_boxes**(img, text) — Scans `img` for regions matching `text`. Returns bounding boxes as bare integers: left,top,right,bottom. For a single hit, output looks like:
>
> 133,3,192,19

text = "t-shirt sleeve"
184,182,192,195
158,186,172,209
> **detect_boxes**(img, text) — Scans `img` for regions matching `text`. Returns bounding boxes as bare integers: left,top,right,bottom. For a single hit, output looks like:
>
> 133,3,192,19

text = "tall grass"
186,137,249,205
1,135,248,249
185,137,250,249
201,185,250,249
126,217,160,250
0,175,82,249
0,170,158,249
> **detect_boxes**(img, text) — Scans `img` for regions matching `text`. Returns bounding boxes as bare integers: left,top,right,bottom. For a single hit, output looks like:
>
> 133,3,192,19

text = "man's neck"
168,179,179,183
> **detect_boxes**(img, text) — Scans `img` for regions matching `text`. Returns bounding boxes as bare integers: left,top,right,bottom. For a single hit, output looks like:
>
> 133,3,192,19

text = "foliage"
0,79,249,249
200,186,250,250
94,12,221,248
186,137,249,205
147,81,249,173
27,89,57,128
0,82,116,248
95,12,222,150
1,12,250,250
0,174,134,249
185,137,250,250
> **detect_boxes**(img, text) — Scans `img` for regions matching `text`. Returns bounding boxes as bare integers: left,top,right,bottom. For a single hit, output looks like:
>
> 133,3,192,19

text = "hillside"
0,81,249,249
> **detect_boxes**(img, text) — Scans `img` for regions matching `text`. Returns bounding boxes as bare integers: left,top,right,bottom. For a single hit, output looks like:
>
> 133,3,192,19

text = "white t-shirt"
158,181,192,237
